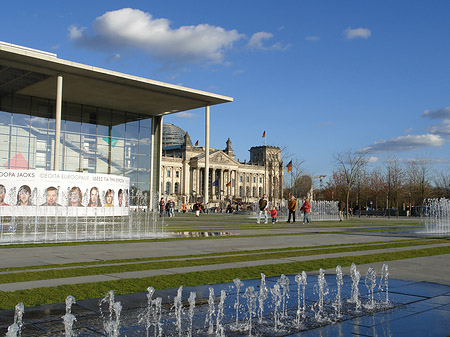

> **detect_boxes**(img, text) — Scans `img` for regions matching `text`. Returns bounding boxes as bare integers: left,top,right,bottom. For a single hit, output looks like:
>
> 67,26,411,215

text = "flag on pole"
212,179,219,186
226,180,232,187
195,140,199,146
262,131,266,138
287,160,293,173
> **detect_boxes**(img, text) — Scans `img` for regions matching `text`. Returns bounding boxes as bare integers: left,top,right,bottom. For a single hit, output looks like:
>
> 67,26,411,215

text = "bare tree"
329,171,347,201
333,150,368,219
384,156,403,217
367,166,386,214
280,146,306,199
279,145,291,164
432,170,450,199
405,158,432,206
287,159,306,192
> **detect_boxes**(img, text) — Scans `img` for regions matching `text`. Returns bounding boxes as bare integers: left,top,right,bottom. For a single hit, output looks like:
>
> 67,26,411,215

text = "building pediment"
190,150,240,168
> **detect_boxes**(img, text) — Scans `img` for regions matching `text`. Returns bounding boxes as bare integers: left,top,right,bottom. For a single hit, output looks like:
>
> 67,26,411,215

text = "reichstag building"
161,124,284,207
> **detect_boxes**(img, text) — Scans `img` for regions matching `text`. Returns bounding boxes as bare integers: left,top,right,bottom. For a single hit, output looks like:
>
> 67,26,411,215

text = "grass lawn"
0,215,448,309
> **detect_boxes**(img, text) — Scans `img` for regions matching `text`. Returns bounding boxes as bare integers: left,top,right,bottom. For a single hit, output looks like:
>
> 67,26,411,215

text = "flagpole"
291,170,293,197
287,160,293,197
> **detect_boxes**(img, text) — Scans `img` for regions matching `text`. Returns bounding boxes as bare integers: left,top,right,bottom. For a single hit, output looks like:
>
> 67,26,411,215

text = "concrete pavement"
0,218,449,336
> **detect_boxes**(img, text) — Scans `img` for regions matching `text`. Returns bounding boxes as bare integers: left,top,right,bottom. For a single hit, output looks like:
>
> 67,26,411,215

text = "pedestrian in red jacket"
268,206,278,224
300,197,311,224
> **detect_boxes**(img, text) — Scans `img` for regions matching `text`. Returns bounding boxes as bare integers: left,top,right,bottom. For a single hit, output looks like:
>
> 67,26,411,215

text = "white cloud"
30,117,49,127
174,112,197,118
305,36,320,41
246,31,289,51
69,8,244,65
403,127,413,134
367,156,379,163
68,24,85,40
422,106,450,119
430,119,450,136
106,53,121,64
360,134,446,153
247,32,273,49
343,27,371,40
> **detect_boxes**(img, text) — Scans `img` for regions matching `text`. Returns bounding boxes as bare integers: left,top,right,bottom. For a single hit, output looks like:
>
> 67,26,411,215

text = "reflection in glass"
12,113,31,129
97,124,109,137
126,123,139,141
0,110,12,125
1,95,152,193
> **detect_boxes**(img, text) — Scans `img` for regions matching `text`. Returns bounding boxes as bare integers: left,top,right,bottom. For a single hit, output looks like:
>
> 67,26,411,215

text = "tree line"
314,151,450,217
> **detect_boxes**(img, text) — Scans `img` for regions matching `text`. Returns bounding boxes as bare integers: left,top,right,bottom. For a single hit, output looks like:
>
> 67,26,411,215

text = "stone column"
211,168,215,200
196,168,201,198
232,170,236,198
204,105,210,204
225,170,229,196
150,116,163,207
220,169,224,197
171,165,175,195
182,160,189,199
54,74,63,171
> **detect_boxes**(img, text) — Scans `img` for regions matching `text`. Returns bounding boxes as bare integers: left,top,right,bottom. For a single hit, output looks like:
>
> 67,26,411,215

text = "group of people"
257,193,311,224
158,198,201,217
159,198,176,217
0,184,128,208
158,198,190,217
287,194,311,224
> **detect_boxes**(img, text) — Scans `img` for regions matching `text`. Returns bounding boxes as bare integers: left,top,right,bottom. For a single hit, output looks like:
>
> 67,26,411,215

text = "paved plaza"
0,215,449,336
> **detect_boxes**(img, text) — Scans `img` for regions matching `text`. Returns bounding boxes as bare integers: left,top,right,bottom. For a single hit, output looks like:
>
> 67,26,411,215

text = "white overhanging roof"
0,41,233,118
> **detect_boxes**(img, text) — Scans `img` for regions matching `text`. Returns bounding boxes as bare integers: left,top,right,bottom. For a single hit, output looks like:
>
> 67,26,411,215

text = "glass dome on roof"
162,123,192,148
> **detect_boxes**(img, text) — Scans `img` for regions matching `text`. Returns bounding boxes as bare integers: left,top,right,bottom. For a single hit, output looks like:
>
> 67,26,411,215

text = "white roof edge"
0,41,233,103
0,41,57,58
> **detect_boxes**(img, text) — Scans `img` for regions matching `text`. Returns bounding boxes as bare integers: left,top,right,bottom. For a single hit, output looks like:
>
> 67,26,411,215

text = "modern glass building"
0,94,153,192
0,41,232,203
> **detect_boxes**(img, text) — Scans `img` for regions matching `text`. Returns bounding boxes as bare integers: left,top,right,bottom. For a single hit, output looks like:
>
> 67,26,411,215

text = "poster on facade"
0,169,130,216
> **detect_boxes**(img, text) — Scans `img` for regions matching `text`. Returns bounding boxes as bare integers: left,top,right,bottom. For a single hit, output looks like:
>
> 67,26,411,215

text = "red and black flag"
287,160,293,173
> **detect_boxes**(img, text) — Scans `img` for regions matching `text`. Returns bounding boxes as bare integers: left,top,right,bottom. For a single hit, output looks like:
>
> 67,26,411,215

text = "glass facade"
0,93,152,193
162,123,192,148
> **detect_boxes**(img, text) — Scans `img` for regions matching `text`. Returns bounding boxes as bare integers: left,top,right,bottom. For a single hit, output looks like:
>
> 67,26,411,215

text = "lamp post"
312,175,326,201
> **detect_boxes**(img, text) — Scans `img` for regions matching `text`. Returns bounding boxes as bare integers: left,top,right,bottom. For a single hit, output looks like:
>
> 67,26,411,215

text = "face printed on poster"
0,170,130,216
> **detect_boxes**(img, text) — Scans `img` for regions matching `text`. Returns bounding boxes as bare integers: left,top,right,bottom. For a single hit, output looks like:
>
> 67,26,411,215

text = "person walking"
165,200,171,217
268,206,278,224
169,199,175,217
193,200,201,217
159,197,165,217
287,195,297,223
300,197,311,224
257,194,268,224
338,200,345,221
182,202,187,213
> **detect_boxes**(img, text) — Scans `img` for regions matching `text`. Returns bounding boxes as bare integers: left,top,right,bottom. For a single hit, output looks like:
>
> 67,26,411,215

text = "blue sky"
2,1,450,182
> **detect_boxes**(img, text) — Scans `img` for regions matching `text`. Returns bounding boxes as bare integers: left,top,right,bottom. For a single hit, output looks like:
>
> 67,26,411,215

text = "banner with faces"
0,169,130,216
